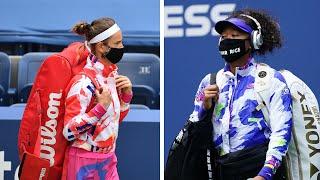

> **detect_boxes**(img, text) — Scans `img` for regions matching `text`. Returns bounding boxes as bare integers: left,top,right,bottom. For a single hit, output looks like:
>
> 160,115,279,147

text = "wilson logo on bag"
40,92,62,166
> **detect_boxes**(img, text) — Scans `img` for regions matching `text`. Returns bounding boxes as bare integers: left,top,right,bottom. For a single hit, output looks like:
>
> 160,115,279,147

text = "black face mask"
218,39,250,63
103,47,124,64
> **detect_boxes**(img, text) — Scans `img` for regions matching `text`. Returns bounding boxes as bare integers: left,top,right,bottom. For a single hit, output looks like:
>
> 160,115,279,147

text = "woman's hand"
203,84,219,110
95,87,112,107
115,75,132,94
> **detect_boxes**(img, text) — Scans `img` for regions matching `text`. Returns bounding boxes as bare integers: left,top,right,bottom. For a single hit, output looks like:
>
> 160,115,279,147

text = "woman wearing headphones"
62,17,133,179
189,9,292,180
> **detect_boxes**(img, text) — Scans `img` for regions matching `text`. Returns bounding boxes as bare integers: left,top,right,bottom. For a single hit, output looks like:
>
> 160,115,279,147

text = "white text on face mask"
220,47,240,55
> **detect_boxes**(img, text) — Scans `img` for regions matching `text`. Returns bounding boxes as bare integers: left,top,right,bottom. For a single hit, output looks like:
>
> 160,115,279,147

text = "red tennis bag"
17,42,89,180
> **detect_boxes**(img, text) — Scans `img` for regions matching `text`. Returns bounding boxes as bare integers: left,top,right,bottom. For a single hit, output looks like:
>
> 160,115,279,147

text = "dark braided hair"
230,9,282,55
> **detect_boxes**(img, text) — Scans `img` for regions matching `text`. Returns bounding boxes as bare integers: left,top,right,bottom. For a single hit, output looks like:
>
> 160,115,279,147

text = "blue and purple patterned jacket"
189,58,292,180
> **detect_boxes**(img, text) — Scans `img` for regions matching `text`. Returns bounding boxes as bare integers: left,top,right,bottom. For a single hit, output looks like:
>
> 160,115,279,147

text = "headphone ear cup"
256,32,263,49
251,30,258,50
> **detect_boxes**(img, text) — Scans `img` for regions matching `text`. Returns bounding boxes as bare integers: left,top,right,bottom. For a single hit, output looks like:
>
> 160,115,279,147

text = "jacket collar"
223,57,256,77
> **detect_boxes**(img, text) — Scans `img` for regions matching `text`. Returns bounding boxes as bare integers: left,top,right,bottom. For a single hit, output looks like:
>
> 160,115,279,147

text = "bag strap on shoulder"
254,63,273,125
79,69,100,90
210,73,216,85
210,73,217,106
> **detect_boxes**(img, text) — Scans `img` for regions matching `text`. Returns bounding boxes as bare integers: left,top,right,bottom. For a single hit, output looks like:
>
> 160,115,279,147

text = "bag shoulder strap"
215,69,224,89
79,69,100,90
254,63,274,125
210,73,216,85
79,70,101,112
279,69,310,101
209,72,217,110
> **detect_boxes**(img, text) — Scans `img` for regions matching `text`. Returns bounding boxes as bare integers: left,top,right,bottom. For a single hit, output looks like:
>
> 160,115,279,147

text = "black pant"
215,143,287,180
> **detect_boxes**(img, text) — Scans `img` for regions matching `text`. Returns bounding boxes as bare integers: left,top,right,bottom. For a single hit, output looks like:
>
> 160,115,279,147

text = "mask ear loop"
101,41,113,60
218,36,222,46
104,43,111,56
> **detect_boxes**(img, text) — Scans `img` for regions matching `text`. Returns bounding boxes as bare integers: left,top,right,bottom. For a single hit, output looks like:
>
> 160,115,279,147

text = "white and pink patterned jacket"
63,54,132,153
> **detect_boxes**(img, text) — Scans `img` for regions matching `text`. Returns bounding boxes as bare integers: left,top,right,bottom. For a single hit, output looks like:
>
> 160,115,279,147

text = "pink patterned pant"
64,146,119,180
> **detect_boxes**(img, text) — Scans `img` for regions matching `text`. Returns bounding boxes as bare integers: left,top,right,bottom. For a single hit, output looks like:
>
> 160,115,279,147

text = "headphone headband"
239,14,261,34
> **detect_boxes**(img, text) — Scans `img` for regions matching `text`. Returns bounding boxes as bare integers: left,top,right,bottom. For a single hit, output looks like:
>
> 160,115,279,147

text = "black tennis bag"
165,73,216,180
